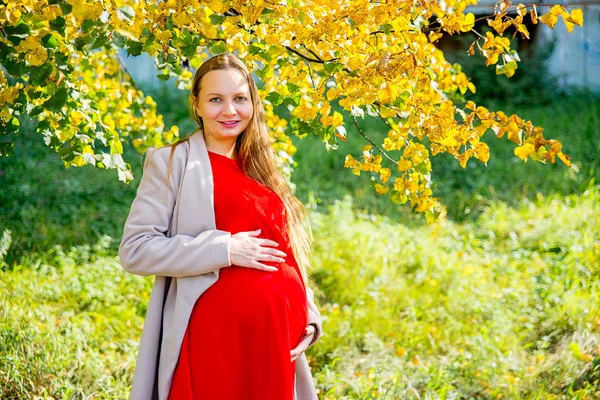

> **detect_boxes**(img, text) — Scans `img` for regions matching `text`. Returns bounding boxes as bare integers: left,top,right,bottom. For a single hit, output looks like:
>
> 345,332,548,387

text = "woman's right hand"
229,229,286,272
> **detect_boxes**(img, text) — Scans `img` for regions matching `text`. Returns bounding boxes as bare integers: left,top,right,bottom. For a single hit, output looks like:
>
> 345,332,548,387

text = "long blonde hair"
168,53,313,283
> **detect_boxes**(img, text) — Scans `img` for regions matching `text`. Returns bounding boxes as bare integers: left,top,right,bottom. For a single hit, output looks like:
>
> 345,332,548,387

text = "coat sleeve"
119,147,231,277
306,285,322,346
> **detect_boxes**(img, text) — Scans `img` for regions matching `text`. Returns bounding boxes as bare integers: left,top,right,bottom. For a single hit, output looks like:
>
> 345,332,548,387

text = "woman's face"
194,68,254,149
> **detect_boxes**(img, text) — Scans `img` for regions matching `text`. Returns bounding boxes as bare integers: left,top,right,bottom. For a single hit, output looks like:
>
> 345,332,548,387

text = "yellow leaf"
467,82,476,94
25,47,48,67
332,111,344,127
514,143,535,160
517,23,530,39
539,12,558,29
56,128,74,142
557,152,571,166
397,158,412,171
456,151,469,168
461,13,475,32
375,183,388,195
550,5,564,16
344,154,361,168
531,7,538,24
488,16,507,35
564,19,575,33
69,111,85,126
569,9,584,26
379,167,391,183
506,121,522,144
516,3,527,17
429,31,443,43
473,142,490,164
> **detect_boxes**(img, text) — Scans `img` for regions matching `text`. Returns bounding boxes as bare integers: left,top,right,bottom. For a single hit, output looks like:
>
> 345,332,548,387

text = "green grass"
308,190,600,398
1,190,599,398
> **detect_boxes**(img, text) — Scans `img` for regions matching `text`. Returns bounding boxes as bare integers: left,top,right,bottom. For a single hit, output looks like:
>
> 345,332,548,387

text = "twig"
353,116,398,166
284,46,327,64
115,51,139,90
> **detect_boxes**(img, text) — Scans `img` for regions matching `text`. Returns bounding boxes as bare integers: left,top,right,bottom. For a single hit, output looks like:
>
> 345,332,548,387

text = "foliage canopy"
0,0,582,216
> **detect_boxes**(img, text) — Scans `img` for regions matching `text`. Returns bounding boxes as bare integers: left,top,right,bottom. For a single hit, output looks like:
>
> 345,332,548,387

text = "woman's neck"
203,132,236,159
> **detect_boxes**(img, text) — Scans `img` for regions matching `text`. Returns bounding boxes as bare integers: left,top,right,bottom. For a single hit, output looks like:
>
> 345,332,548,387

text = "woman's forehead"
200,68,250,93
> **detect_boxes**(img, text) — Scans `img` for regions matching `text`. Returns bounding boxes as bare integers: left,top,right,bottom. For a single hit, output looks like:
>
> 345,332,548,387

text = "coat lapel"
157,132,222,399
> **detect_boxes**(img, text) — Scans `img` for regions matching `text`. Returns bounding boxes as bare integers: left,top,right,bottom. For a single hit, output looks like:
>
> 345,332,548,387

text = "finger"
303,327,315,338
247,229,261,237
257,238,279,248
264,248,287,258
256,254,286,263
290,336,312,361
251,261,278,272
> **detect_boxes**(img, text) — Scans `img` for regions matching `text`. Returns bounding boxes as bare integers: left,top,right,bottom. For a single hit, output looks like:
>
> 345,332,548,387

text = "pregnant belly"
192,262,308,348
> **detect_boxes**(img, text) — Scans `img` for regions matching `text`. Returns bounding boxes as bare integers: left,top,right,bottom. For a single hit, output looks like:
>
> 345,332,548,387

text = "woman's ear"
191,95,201,117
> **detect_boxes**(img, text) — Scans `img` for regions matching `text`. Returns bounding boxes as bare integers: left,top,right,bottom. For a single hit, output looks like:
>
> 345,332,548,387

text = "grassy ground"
1,190,599,398
1,92,599,398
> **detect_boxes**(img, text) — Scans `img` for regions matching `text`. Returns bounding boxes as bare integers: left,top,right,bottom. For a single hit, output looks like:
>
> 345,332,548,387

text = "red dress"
168,150,308,400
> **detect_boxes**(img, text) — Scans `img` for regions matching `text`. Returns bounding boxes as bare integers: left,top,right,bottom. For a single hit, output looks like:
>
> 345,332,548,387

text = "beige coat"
119,131,322,400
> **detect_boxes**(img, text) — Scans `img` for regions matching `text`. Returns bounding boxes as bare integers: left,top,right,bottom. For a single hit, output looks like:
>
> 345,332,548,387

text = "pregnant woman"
119,53,322,400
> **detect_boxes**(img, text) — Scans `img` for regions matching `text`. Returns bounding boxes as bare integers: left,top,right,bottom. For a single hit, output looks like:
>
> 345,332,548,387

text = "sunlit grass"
1,189,599,398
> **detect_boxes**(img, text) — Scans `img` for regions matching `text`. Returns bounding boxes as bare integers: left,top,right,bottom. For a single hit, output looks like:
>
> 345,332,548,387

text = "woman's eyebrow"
205,92,249,97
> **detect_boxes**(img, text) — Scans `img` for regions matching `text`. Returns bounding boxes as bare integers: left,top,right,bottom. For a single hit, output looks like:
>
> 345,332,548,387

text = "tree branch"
284,46,327,63
353,116,398,166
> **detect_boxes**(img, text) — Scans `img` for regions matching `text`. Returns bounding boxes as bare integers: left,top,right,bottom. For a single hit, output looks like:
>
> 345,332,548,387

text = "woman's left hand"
290,324,316,362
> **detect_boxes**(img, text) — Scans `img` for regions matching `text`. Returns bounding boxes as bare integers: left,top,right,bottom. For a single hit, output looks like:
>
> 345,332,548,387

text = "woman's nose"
222,101,236,116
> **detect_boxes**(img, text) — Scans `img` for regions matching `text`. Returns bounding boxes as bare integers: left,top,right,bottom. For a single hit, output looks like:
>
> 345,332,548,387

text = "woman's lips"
219,121,240,128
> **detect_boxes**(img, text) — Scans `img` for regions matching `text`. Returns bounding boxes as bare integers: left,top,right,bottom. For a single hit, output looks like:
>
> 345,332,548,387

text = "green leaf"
3,59,27,77
43,88,68,112
29,63,53,86
209,14,226,25
116,6,135,23
110,138,123,154
109,31,127,48
249,42,265,55
209,41,227,55
297,11,307,25
380,23,393,34
49,16,66,35
266,92,283,106
4,22,30,38
90,35,108,50
0,142,15,156
323,61,343,74
6,117,20,133
58,2,72,16
81,19,100,33
73,35,94,51
290,117,312,138
29,106,45,118
55,52,71,71
41,33,59,49
496,61,518,78
126,40,143,56
166,53,179,65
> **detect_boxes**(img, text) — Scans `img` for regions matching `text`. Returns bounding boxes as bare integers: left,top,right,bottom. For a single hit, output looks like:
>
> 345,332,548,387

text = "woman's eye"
209,97,221,102
236,96,248,102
